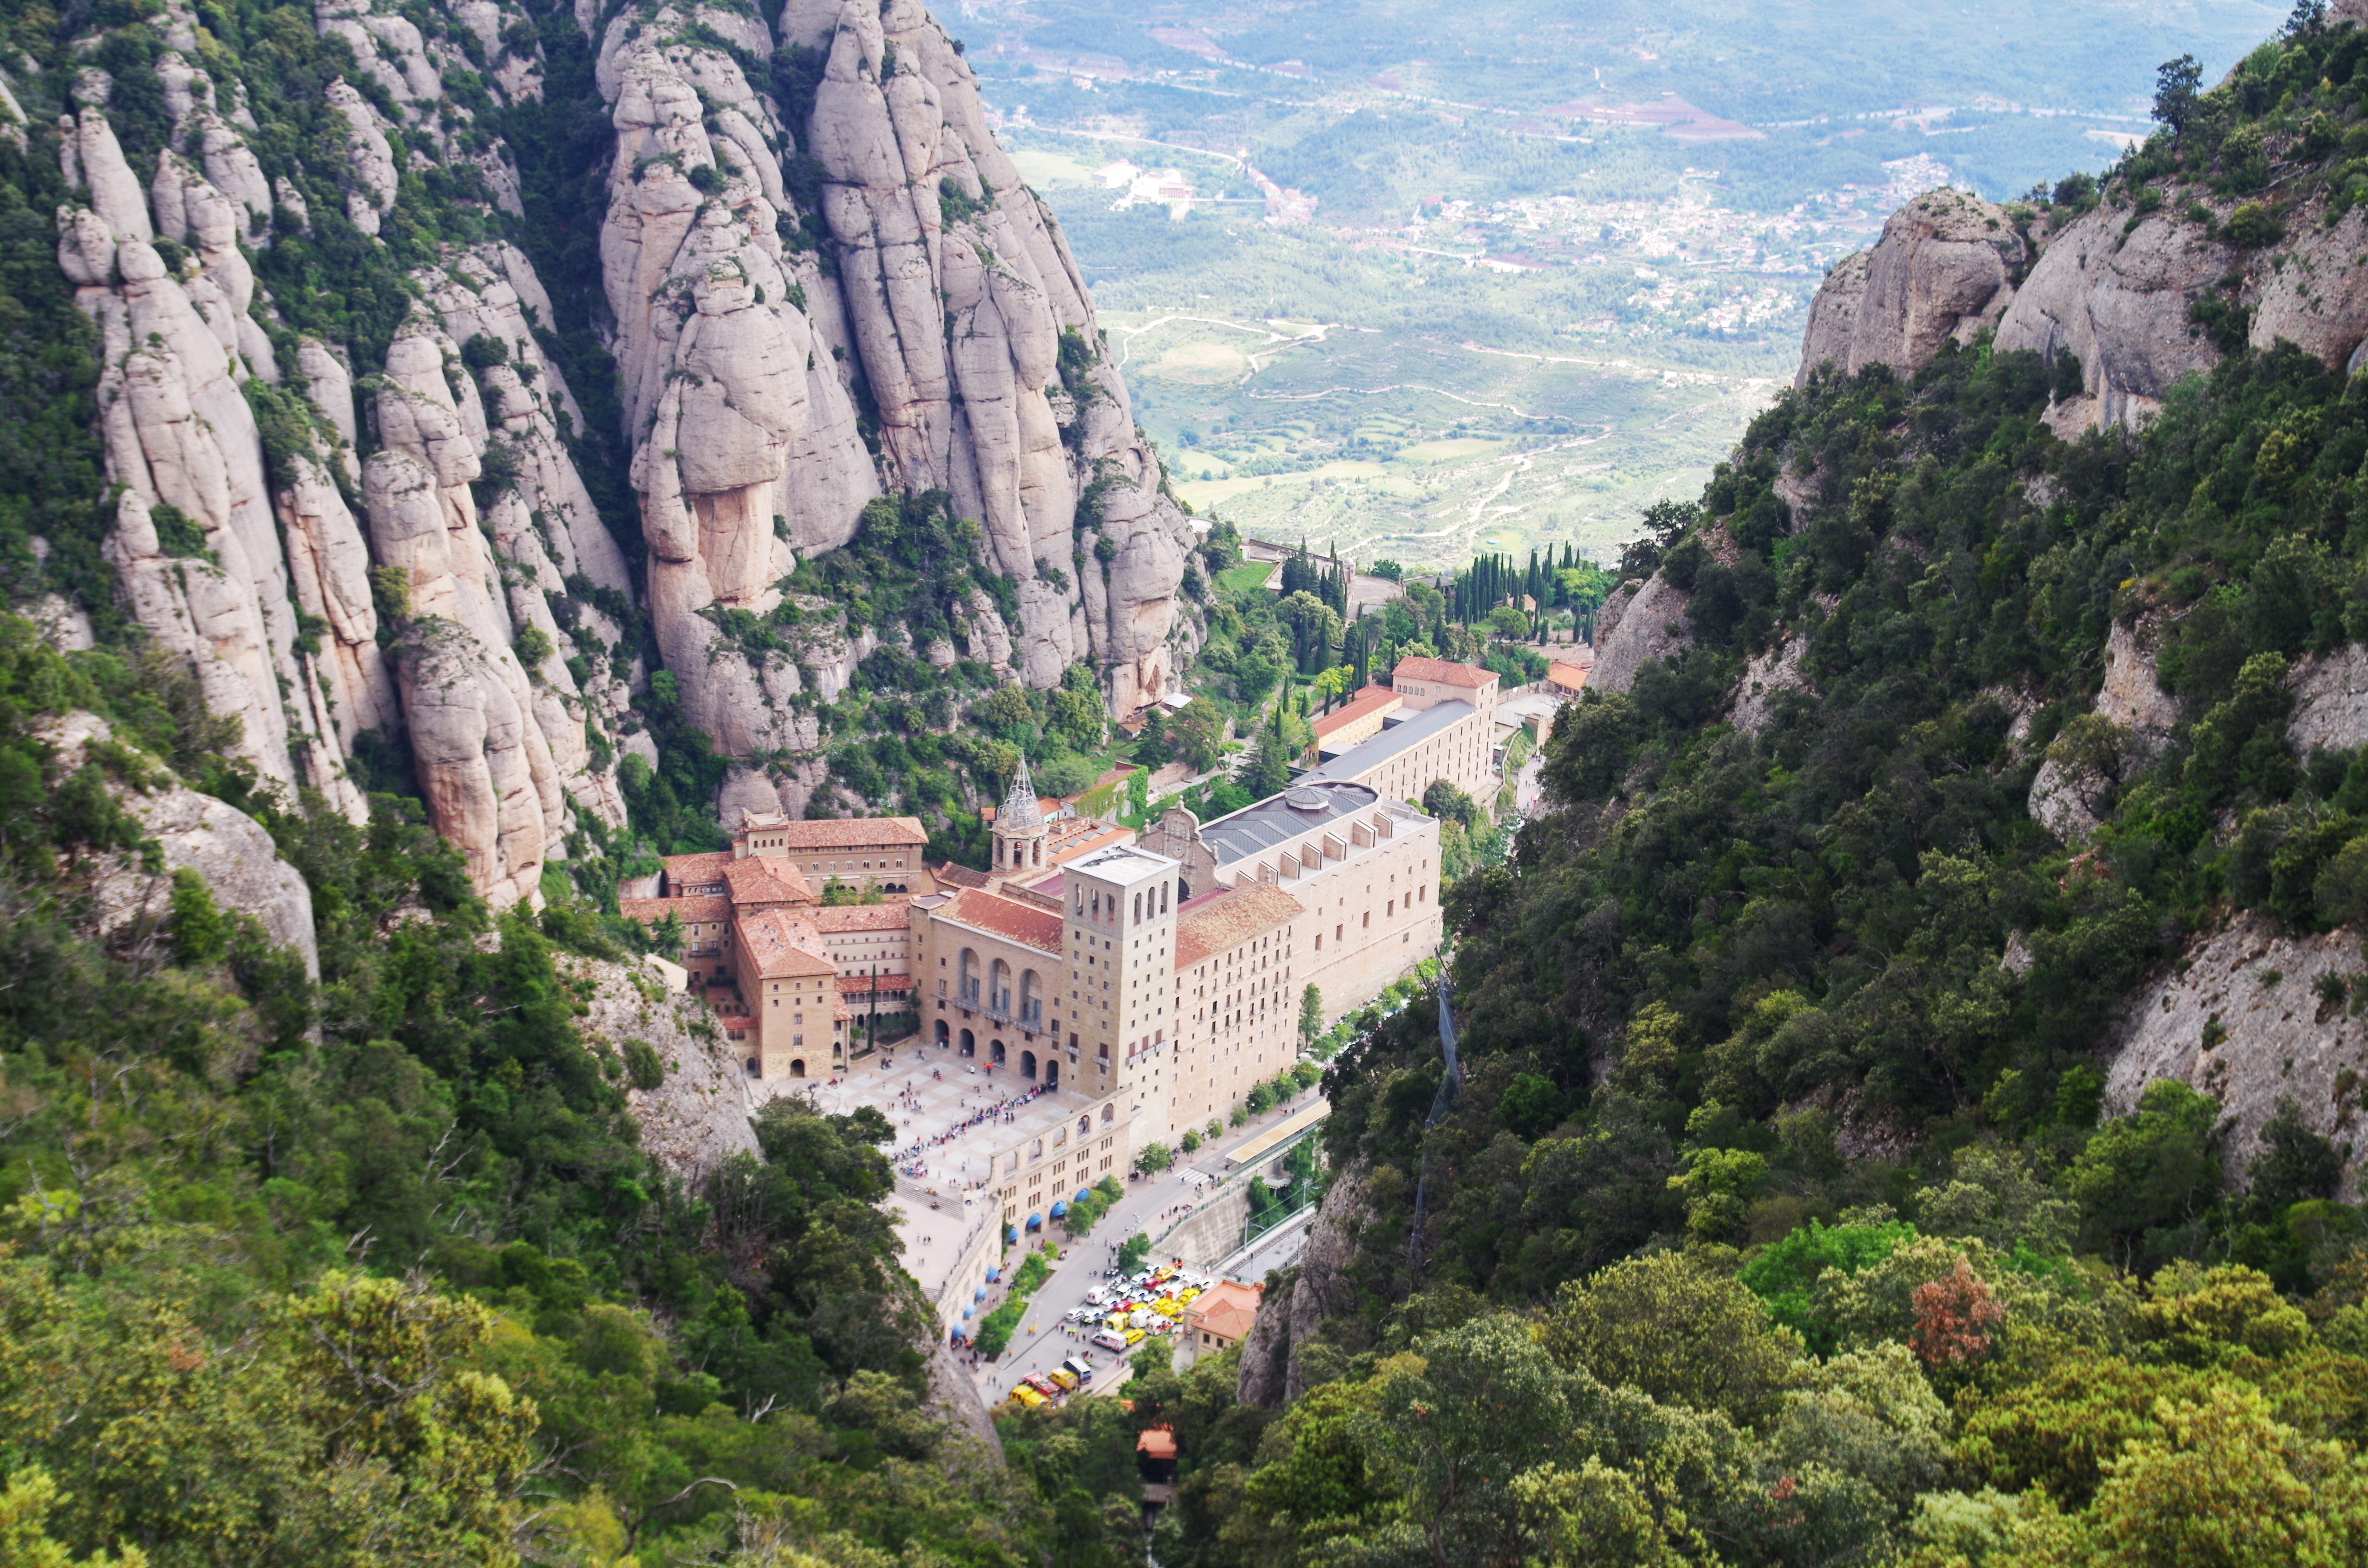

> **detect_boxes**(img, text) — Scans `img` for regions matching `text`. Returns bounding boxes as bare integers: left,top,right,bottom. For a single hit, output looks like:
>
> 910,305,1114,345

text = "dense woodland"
1122,15,2368,1568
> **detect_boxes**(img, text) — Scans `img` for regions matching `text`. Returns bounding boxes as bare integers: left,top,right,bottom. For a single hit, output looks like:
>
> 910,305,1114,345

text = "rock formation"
596,0,1197,761
38,0,1192,908
1801,174,2368,436
1796,189,2026,386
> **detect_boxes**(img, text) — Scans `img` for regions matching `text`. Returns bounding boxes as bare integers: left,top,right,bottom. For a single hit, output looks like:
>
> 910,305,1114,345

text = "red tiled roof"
936,864,994,890
1174,882,1302,969
939,887,1064,955
723,855,812,906
739,908,839,979
764,816,928,849
1310,684,1402,740
621,894,730,926
1389,656,1497,690
1047,821,1133,867
839,973,913,994
1184,1281,1263,1340
661,850,732,893
1547,661,1588,691
809,904,912,932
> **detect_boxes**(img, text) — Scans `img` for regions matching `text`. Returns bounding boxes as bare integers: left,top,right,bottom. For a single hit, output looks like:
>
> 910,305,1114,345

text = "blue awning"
961,1306,973,1319
1048,1200,1069,1218
1073,1188,1093,1205
987,1266,1001,1282
1025,1213,1043,1229
974,1286,987,1302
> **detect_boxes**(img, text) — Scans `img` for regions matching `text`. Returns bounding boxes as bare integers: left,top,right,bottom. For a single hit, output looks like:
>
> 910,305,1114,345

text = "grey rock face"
1586,572,1692,696
1797,190,2026,385
42,712,319,978
595,0,1198,747
2105,911,2368,1194
1994,207,2233,429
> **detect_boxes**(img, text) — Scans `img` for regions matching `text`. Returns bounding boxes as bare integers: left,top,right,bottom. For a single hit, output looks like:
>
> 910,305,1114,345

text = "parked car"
1011,1384,1046,1408
1122,1326,1146,1347
1091,1329,1128,1352
1047,1368,1078,1391
1024,1374,1060,1398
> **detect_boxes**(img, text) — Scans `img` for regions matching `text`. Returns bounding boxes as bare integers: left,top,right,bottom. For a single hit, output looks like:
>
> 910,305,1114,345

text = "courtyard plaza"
763,1033,1085,1197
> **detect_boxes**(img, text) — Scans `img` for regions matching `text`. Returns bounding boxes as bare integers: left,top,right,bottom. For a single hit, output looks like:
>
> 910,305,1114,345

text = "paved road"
964,1090,1321,1403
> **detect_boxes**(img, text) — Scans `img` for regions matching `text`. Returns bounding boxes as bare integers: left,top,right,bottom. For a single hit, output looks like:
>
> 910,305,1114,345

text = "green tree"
2068,1080,2223,1268
1541,1253,1802,1425
1299,984,1323,1049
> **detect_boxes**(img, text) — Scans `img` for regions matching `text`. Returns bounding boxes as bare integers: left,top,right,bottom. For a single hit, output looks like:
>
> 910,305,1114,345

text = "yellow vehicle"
1048,1368,1079,1391
1154,1299,1185,1319
1175,1288,1201,1305
1011,1384,1047,1408
1122,1326,1146,1347
1105,1314,1128,1334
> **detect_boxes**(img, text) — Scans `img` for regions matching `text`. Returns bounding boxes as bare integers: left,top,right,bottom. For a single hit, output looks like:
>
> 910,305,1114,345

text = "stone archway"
960,1028,975,1056
1021,1049,1037,1079
992,1039,1007,1066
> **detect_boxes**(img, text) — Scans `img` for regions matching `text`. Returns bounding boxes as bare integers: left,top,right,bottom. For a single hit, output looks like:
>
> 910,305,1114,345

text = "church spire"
999,756,1043,831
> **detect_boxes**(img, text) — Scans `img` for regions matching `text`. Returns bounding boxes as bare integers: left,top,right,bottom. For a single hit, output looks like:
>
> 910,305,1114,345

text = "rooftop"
661,850,732,893
620,893,730,926
738,908,839,979
746,816,929,850
809,904,913,933
1390,656,1497,690
1201,779,1383,866
1302,700,1476,790
1309,684,1403,742
936,887,1065,955
723,855,812,906
1175,882,1304,968
1185,1280,1263,1340
1065,843,1178,890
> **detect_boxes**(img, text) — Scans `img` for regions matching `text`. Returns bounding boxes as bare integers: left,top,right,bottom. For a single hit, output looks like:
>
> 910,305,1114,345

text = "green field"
962,0,2283,565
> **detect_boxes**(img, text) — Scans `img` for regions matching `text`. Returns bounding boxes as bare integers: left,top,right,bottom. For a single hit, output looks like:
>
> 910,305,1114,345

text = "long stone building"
1303,656,1501,808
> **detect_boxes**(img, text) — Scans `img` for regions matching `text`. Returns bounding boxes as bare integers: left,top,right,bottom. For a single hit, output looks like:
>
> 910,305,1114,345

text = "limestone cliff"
596,0,1196,762
1798,159,2368,434
32,0,1190,907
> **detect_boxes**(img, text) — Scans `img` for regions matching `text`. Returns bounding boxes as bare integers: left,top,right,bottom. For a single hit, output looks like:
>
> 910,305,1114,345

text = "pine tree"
1135,704,1171,768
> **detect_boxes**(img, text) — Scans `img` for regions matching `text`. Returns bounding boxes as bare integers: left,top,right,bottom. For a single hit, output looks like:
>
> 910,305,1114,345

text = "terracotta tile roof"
1174,882,1302,969
739,908,839,979
1047,821,1133,867
808,904,912,932
1310,684,1403,740
621,894,730,926
939,887,1064,955
1547,661,1588,691
936,864,994,890
661,850,732,894
765,816,928,849
1184,1281,1263,1341
1390,656,1497,690
839,972,913,994
723,855,812,906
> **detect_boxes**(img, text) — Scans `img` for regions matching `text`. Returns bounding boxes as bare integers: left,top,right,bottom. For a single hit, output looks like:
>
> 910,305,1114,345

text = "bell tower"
991,756,1048,875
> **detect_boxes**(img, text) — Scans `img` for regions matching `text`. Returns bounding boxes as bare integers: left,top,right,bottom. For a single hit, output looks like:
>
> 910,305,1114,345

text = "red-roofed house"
1183,1280,1264,1351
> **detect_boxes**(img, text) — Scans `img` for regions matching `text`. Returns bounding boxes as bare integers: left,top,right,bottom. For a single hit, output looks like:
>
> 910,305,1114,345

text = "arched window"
790,1059,805,1078
1021,1049,1037,1079
1133,891,1142,921
1045,1059,1059,1088
1078,1115,1090,1136
1020,968,1043,1027
959,948,981,1004
1101,1103,1114,1123
1161,883,1169,914
990,958,1012,1015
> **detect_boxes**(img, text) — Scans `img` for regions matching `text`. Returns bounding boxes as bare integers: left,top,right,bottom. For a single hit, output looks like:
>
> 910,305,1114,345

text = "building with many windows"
1304,657,1501,809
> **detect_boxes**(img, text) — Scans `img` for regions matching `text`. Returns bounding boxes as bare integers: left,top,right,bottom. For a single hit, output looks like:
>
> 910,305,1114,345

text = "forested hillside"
1135,10,2368,1566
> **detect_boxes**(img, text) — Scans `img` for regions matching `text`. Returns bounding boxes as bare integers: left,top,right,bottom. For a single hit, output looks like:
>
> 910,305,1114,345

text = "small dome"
1283,786,1329,811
